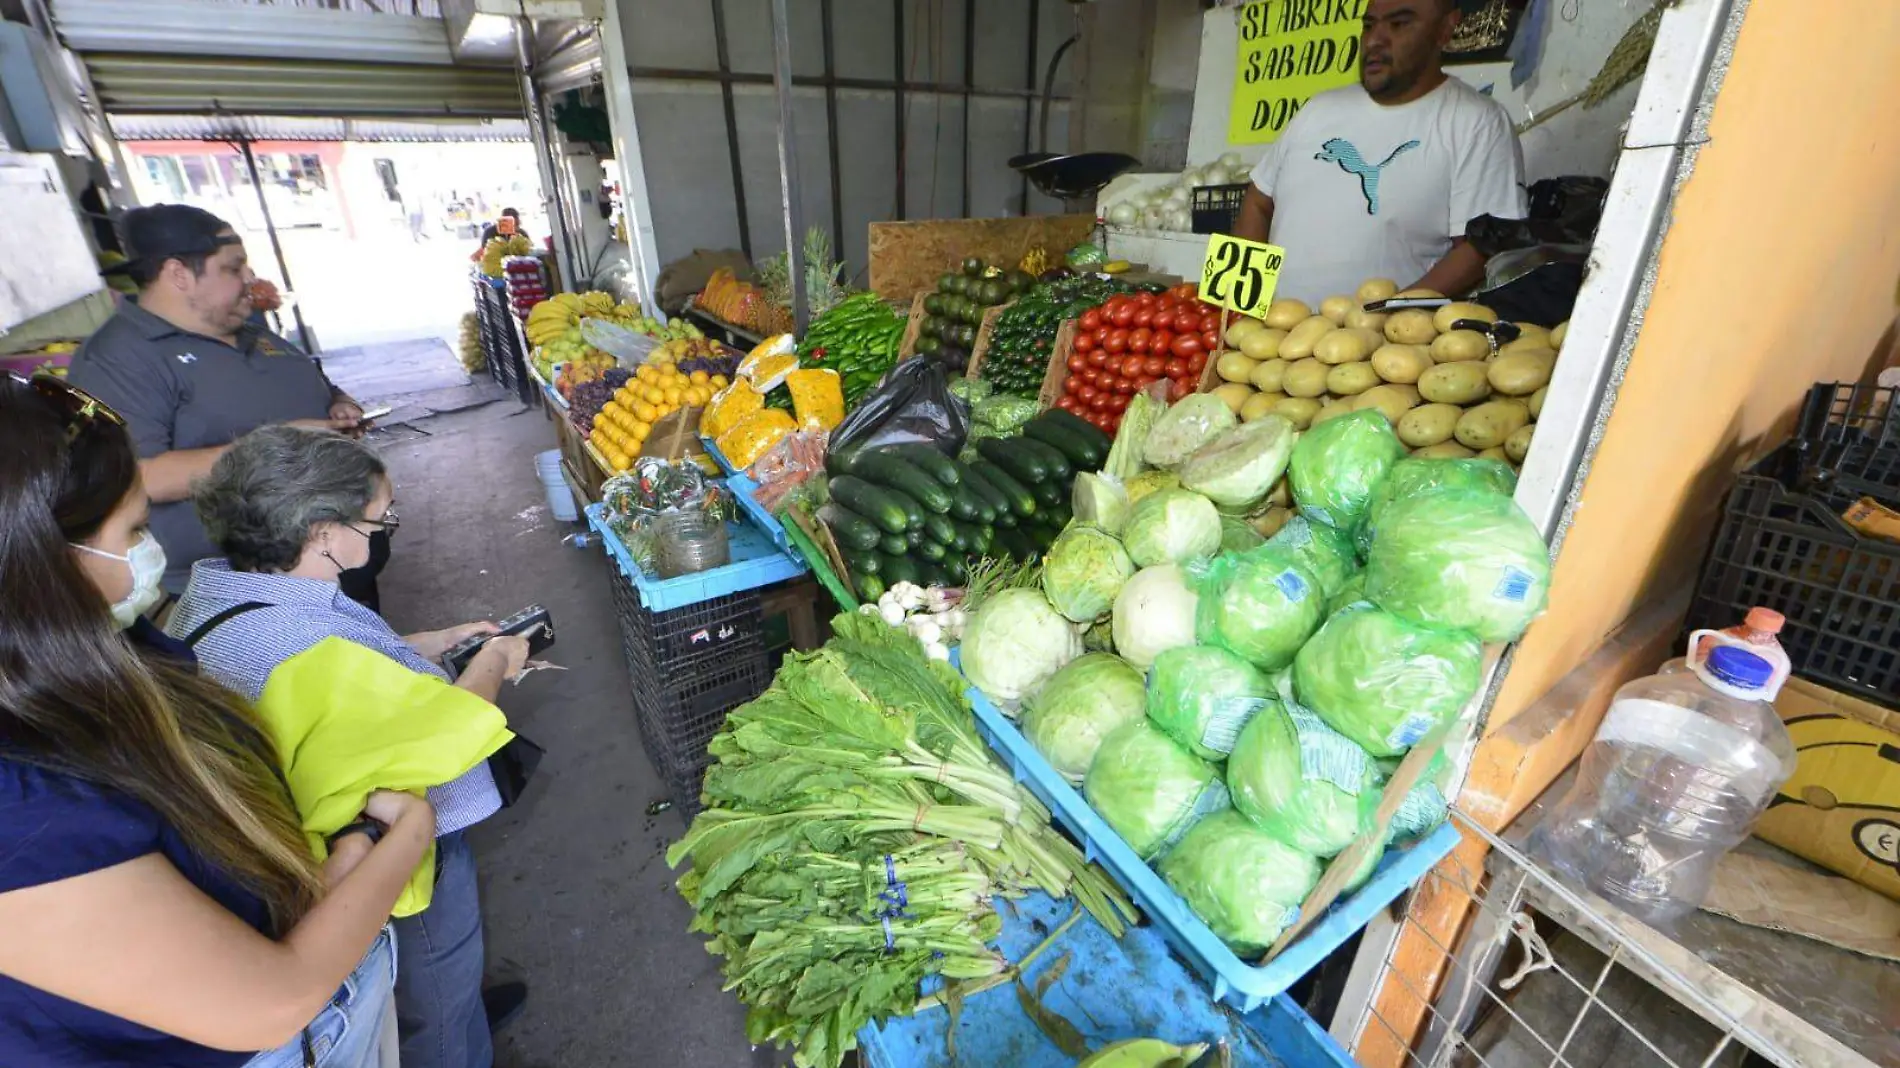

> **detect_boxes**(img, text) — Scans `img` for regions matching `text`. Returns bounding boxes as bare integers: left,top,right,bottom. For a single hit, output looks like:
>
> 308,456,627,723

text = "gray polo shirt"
68,300,338,591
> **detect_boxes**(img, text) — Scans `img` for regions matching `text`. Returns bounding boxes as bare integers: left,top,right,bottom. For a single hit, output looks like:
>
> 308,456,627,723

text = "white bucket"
535,449,579,522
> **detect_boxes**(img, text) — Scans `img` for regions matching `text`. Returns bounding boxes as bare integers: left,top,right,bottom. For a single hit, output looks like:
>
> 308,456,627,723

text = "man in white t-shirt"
1233,0,1526,305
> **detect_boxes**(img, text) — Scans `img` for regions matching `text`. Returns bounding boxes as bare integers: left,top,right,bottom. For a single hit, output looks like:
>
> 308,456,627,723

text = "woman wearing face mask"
0,374,435,1068
167,425,527,1068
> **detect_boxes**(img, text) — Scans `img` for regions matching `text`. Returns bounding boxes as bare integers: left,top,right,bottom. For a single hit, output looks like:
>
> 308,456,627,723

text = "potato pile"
1208,278,1567,470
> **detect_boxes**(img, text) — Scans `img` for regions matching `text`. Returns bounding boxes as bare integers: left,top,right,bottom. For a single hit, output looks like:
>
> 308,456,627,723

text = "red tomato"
1078,383,1100,402
1102,328,1129,354
1167,378,1191,401
1073,331,1096,353
1091,392,1113,412
1134,290,1157,306
1201,330,1220,351
1107,392,1131,412
1055,395,1078,413
1198,312,1220,332
1187,352,1208,376
1142,355,1166,377
1151,329,1174,356
1115,375,1136,394
1106,413,1123,433
1133,372,1160,390
1169,283,1198,302
1121,354,1147,378
1171,334,1204,358
1080,308,1103,332
1132,306,1154,329
1064,374,1084,395
1109,303,1136,328
1066,353,1087,373
1129,328,1152,354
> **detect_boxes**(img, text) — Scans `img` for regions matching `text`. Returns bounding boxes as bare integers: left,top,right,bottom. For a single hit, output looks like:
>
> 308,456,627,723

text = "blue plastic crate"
859,890,1354,1068
725,471,804,563
955,653,1461,1014
585,500,805,612
700,435,737,475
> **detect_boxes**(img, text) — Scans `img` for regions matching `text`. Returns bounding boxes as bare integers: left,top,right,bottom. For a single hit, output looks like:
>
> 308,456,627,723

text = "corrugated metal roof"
107,113,530,142
84,53,524,119
53,0,466,66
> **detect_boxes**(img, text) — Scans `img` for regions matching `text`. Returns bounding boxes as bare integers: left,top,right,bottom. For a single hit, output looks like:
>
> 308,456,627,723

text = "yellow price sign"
1199,234,1286,318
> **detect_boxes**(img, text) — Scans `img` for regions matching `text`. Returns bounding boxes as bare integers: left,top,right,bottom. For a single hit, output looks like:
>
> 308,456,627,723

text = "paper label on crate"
1288,706,1375,794
1154,779,1232,860
1493,565,1535,604
1199,697,1272,755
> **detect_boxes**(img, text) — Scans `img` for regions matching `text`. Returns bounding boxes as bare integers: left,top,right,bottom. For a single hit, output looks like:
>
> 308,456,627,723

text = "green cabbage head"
1084,720,1226,860
1042,523,1135,623
1266,514,1360,602
959,587,1083,706
1287,409,1405,534
1358,457,1518,555
1225,677,1383,856
1293,601,1484,756
1021,653,1147,782
1122,488,1222,568
1158,810,1320,954
1193,544,1325,672
1145,645,1274,761
1363,486,1551,642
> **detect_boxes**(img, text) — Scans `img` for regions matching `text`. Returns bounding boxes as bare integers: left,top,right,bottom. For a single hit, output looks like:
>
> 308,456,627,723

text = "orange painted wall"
1489,0,1900,733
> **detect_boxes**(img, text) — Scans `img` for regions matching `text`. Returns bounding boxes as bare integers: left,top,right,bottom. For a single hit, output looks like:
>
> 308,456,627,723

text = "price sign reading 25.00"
1199,234,1286,318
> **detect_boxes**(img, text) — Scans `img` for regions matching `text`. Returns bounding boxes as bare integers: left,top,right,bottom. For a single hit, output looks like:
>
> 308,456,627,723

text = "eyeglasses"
352,506,400,538
9,372,125,442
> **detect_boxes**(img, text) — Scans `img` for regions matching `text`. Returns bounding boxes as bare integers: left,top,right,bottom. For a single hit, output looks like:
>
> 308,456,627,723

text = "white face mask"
74,532,168,629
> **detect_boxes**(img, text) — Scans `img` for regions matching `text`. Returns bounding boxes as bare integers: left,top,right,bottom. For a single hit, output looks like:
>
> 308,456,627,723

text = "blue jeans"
247,926,398,1068
393,830,491,1068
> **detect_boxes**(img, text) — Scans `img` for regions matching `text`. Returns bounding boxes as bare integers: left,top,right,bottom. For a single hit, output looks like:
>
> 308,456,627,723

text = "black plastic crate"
606,563,764,676
1191,183,1249,234
627,646,769,797
1787,382,1899,512
1686,446,1900,708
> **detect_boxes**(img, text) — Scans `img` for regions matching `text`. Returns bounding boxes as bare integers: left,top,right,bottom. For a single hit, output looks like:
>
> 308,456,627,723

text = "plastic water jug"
1667,608,1792,698
1530,646,1796,926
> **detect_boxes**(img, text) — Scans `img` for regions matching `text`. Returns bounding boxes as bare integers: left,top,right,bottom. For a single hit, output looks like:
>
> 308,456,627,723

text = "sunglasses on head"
9,372,125,441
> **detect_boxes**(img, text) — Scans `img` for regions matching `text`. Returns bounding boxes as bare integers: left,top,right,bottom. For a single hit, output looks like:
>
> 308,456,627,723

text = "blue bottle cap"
1705,646,1773,691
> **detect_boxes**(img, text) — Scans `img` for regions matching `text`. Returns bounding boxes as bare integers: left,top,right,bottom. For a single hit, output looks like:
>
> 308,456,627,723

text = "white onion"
1228,163,1254,184
1164,206,1191,231
1220,152,1243,168
1141,205,1167,230
1107,202,1139,226
1163,189,1189,211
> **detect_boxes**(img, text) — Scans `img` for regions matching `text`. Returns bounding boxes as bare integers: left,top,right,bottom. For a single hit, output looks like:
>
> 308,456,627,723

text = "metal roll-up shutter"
85,54,524,119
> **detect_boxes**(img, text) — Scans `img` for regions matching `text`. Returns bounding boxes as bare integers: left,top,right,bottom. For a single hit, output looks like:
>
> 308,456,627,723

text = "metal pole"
768,0,807,332
820,0,845,261
599,4,665,316
235,138,311,350
516,18,579,289
892,0,906,220
711,0,753,258
1020,0,1040,214
960,0,974,218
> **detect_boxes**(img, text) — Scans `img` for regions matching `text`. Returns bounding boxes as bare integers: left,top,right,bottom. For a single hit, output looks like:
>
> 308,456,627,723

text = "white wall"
1185,1,1654,181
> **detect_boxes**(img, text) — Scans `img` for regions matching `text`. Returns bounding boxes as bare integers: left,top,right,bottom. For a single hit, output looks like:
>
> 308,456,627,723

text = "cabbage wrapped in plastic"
1220,514,1266,554
1193,544,1325,672
1145,645,1274,760
1158,810,1320,954
1287,409,1405,534
1143,393,1237,468
1111,564,1199,670
1364,487,1551,642
1122,488,1222,568
1358,457,1518,555
1072,472,1131,535
1042,523,1135,623
1266,514,1359,602
1226,677,1383,856
1293,602,1483,756
1327,572,1368,615
1179,415,1296,509
1384,750,1454,843
1021,653,1148,782
1084,720,1228,860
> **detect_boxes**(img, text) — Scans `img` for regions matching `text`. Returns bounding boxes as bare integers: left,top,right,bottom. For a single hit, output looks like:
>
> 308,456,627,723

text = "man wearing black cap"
68,205,375,598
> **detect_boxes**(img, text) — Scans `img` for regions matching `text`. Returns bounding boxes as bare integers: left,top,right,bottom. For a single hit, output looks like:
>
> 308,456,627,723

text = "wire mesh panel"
1348,811,1885,1068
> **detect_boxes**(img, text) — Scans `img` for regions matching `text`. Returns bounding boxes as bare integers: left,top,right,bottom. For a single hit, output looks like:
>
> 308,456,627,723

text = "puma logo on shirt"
1315,137,1422,215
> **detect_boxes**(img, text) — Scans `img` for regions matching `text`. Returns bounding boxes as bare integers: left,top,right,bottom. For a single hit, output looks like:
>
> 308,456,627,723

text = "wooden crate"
896,292,927,359
1033,319,1080,411
867,214,1095,300
962,300,1013,381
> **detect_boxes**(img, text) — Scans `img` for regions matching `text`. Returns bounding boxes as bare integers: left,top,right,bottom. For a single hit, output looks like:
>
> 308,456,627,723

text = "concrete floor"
361,386,781,1067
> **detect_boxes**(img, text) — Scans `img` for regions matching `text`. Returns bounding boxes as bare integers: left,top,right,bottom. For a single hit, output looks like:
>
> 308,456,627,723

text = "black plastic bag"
829,356,971,457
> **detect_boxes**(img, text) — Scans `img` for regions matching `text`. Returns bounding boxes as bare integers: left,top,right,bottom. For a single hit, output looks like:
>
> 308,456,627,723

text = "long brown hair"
0,381,321,932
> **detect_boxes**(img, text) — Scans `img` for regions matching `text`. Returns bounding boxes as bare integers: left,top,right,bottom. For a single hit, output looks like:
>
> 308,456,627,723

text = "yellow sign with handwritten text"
1228,0,1366,145
1199,235,1286,318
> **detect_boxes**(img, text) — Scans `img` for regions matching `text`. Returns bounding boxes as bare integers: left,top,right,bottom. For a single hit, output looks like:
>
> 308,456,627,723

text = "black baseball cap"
104,204,241,275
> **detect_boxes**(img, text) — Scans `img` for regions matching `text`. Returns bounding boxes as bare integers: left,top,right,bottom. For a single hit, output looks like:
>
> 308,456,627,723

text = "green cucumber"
970,460,1037,518
818,504,882,552
880,553,920,586
921,512,958,549
851,453,953,514
1023,416,1107,469
841,548,884,576
879,531,911,555
1008,436,1074,481
992,527,1040,562
951,519,990,554
884,443,963,486
1031,475,1066,509
854,572,888,602
957,464,1012,517
990,508,1019,529
916,539,947,562
976,437,1051,484
1037,407,1113,454
940,554,970,583
830,476,914,535
945,484,982,523
1041,501,1073,530
915,560,951,587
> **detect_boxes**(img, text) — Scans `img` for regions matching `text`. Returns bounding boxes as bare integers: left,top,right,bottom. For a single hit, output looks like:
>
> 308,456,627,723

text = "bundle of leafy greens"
667,612,1136,1068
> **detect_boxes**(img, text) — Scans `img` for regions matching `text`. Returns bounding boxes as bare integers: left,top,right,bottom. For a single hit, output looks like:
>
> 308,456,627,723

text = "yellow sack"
738,334,799,392
716,408,798,470
786,368,845,431
700,380,765,440
256,638,514,917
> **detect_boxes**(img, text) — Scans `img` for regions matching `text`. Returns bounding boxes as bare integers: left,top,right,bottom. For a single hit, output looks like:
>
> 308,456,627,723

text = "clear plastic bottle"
1530,646,1796,926
1659,609,1792,698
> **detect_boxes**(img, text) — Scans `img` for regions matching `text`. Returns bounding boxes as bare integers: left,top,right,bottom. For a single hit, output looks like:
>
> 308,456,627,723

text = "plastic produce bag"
1293,602,1484,757
1192,544,1325,672
1042,524,1136,623
580,316,661,365
1226,677,1384,857
1146,645,1275,761
1266,515,1360,603
1219,515,1266,554
1287,409,1406,534
828,356,971,457
1158,810,1320,954
1179,415,1296,509
1143,394,1237,469
1084,720,1228,860
1021,653,1148,782
1358,457,1518,555
1386,751,1454,843
1121,488,1222,568
971,393,1039,434
1364,487,1551,642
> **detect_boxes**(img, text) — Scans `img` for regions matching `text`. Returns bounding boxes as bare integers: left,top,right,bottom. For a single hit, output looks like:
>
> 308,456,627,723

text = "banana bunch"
478,235,534,277
578,290,615,317
458,313,486,373
526,292,585,346
1019,246,1052,277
